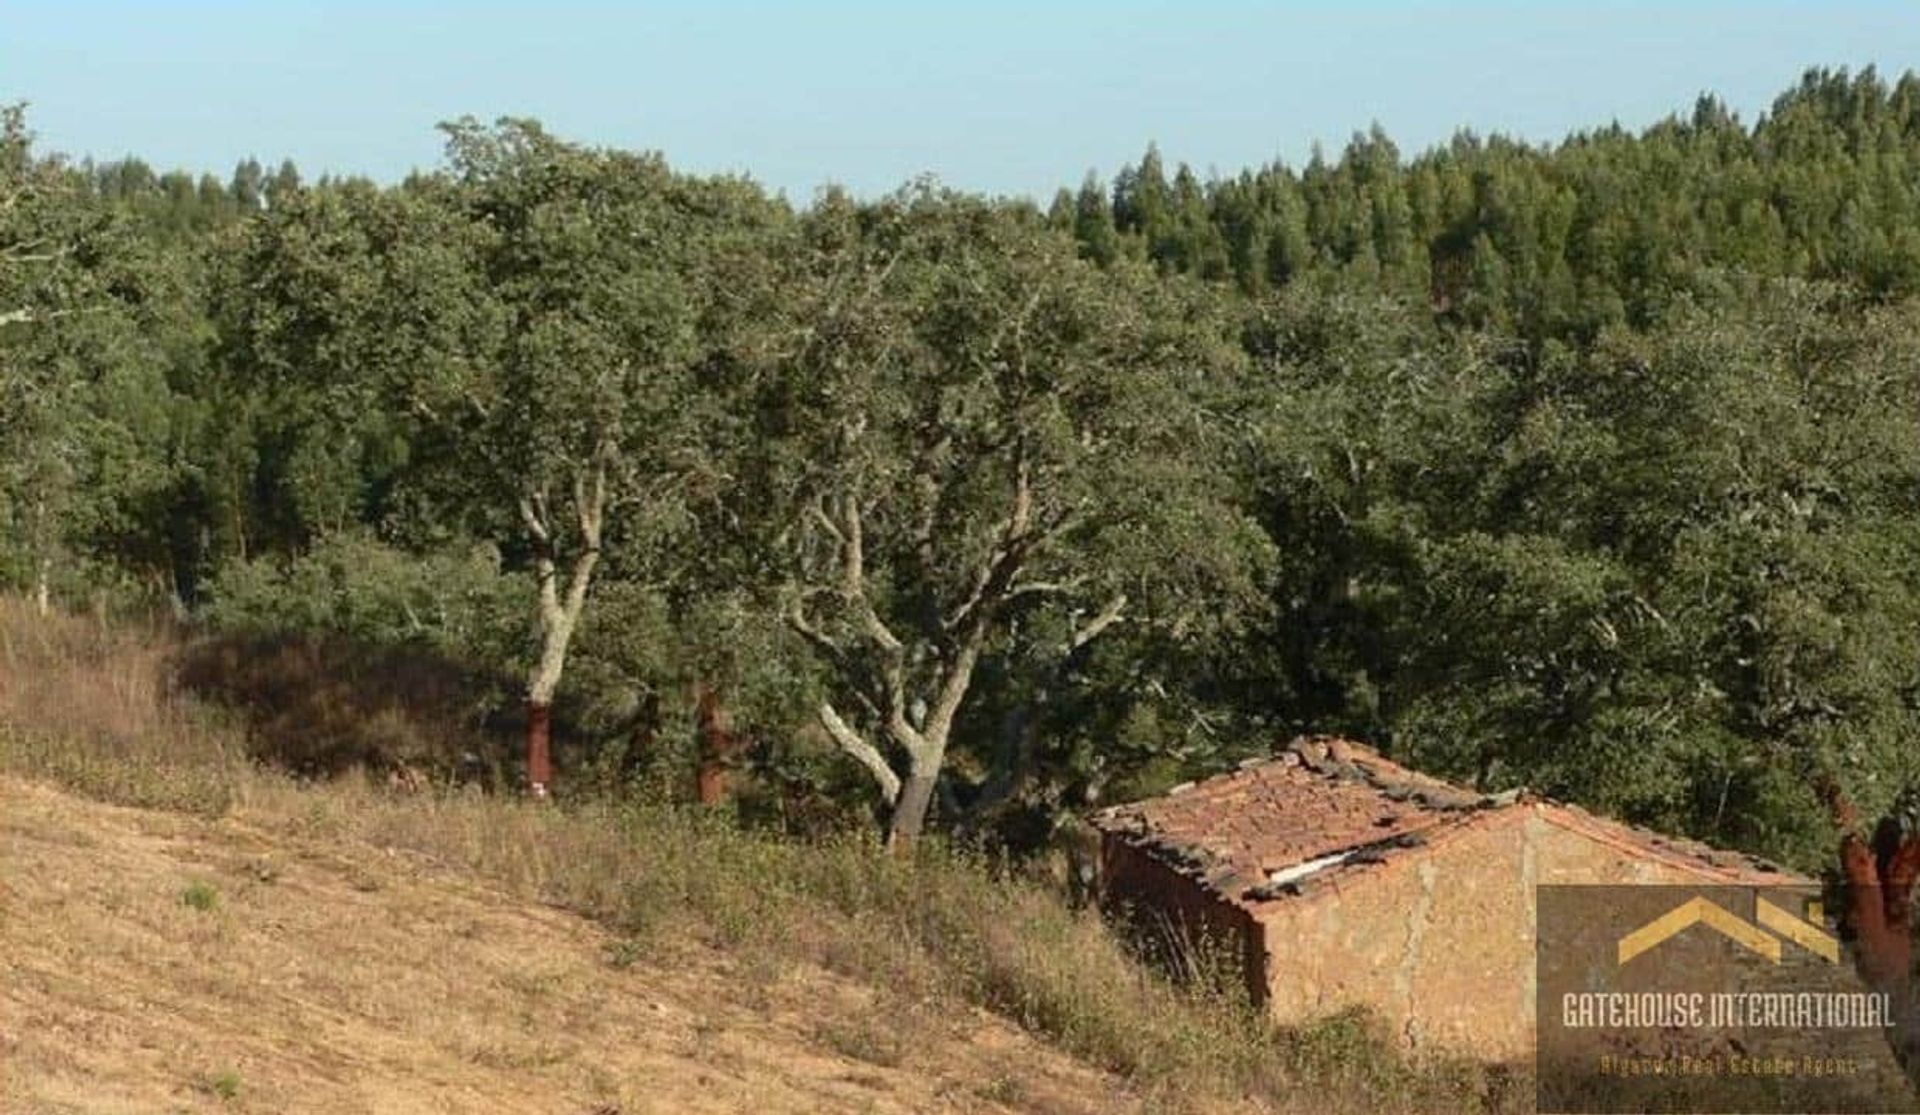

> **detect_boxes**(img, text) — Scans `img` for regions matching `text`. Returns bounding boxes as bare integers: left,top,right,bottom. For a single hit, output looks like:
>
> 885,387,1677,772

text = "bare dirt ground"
0,778,1142,1114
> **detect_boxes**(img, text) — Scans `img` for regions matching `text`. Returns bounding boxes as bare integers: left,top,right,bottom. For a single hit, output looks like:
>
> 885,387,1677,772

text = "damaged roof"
1090,735,1801,908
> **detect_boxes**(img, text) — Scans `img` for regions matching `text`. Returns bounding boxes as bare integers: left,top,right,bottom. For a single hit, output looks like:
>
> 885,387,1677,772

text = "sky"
6,2,1920,202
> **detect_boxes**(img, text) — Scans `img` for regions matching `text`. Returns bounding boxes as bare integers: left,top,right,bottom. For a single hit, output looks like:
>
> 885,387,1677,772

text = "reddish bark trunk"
1820,778,1918,1085
1839,830,1912,989
694,683,735,806
695,763,727,806
1823,780,1917,989
618,692,660,786
1886,825,1920,912
526,700,553,799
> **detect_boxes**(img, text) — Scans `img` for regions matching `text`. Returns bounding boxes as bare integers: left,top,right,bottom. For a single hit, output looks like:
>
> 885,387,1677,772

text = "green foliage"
1236,279,1920,866
753,186,1274,838
202,532,529,664
180,880,220,911
1075,68,1920,339
0,105,201,612
200,1069,242,1102
6,71,1920,867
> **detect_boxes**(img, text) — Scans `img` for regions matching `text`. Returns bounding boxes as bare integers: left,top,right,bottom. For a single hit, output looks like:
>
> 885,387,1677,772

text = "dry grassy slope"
0,778,1139,1115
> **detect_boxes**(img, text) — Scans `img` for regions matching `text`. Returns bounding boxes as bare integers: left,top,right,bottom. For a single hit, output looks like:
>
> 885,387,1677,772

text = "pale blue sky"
6,2,1918,201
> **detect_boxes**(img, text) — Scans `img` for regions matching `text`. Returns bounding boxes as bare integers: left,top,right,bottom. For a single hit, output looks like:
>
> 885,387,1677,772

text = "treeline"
3,69,1917,868
1058,67,1920,337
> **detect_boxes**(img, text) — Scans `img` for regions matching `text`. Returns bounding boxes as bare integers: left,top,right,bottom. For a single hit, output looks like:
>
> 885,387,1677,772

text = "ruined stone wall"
1255,807,1712,1060
1098,835,1267,1004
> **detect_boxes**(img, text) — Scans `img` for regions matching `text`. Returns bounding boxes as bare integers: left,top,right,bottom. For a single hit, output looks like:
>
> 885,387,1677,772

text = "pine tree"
1071,171,1121,267
265,159,302,209
230,158,264,210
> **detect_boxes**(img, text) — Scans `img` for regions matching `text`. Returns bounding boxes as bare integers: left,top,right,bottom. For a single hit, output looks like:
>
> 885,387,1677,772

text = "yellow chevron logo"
1618,896,1838,966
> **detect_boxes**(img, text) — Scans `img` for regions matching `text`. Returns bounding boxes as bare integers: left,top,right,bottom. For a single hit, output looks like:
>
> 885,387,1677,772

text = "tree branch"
517,494,551,546
0,306,94,328
1815,773,1862,837
839,491,904,655
0,229,72,266
1005,577,1085,602
560,458,606,623
945,453,1035,635
819,701,901,805
1069,593,1129,652
807,496,845,545
923,628,984,747
785,597,848,664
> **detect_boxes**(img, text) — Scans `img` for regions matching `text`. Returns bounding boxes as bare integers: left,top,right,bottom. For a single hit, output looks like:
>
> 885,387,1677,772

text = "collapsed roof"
1090,736,1802,908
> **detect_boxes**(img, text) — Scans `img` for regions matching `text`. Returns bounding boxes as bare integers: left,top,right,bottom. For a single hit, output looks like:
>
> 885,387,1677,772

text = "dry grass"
0,598,1529,1114
0,777,1134,1114
0,600,242,814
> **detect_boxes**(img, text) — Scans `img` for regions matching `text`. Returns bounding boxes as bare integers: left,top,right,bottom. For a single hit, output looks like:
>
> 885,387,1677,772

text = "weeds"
815,1017,907,1068
201,1069,242,1101
180,880,220,912
602,938,645,970
975,1072,1026,1104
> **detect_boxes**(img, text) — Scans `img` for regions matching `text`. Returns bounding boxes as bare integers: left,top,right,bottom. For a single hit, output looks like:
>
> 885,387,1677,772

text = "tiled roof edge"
1534,803,1807,885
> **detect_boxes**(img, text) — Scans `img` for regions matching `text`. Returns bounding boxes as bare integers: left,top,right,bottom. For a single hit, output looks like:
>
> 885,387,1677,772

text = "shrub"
200,532,530,667
202,1070,242,1101
180,880,220,911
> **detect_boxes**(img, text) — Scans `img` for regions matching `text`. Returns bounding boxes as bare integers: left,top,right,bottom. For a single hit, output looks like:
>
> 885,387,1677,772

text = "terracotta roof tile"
1091,735,1802,908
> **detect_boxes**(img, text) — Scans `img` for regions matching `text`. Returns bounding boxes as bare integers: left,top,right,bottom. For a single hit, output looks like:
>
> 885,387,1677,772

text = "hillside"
0,601,1527,1115
0,776,1136,1115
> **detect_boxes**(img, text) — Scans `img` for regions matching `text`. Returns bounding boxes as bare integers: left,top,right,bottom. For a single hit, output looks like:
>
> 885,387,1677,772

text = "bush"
201,532,530,668
180,880,220,911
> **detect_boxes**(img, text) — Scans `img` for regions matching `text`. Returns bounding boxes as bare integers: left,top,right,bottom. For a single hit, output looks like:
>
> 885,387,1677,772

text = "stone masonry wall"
1098,835,1267,1004
1255,806,1712,1060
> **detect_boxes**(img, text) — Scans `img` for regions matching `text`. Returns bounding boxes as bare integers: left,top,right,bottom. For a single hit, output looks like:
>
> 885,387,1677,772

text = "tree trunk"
523,613,575,799
1842,832,1915,989
1854,825,1919,1089
618,691,660,787
515,465,604,800
694,681,737,806
887,766,939,851
30,496,51,617
525,700,553,799
33,556,50,617
1824,784,1920,1089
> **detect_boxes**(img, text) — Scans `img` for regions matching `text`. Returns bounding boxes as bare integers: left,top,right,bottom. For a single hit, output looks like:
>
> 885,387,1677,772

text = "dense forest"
5,68,1919,870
